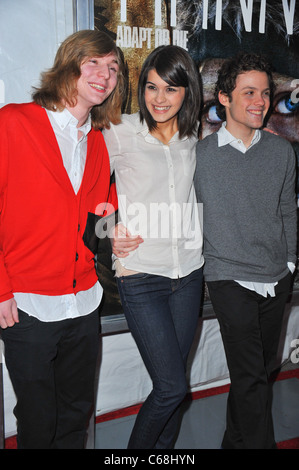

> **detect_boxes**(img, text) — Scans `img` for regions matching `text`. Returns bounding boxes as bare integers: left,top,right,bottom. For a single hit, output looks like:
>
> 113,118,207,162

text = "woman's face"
144,69,185,125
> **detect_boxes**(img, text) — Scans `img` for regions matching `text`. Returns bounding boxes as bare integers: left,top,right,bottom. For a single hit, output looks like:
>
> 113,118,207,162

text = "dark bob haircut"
138,45,201,138
215,51,275,121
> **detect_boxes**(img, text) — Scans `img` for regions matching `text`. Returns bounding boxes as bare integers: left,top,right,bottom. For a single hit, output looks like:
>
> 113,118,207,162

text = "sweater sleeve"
280,143,297,265
0,106,14,301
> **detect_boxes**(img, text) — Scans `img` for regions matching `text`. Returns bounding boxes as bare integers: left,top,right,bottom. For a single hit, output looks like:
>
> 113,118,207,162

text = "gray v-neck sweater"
194,131,297,282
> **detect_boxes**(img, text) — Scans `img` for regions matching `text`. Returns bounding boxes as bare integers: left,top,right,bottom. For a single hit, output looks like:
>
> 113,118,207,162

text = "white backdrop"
0,0,75,107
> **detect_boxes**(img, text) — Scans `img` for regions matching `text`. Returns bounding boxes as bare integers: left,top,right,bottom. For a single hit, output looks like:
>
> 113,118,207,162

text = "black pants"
207,273,291,449
1,309,100,449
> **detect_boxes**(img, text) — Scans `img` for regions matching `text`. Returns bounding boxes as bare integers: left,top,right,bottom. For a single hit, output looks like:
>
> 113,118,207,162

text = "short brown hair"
215,51,275,121
32,30,127,129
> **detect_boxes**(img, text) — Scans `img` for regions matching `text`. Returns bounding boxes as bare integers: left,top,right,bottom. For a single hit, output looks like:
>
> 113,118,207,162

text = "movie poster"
94,0,299,317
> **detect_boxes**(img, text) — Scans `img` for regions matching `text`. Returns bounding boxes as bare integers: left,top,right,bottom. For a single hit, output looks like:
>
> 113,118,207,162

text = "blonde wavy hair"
32,30,126,129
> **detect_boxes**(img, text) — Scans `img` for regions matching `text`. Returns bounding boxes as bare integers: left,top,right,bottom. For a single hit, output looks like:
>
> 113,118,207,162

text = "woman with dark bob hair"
103,45,204,449
138,45,202,138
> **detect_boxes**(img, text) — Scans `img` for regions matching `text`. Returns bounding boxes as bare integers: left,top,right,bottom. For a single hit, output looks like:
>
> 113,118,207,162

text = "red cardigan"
0,102,116,302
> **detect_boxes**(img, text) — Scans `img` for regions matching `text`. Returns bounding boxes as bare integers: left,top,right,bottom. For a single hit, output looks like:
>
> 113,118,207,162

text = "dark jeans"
1,309,100,449
117,267,203,449
207,272,292,449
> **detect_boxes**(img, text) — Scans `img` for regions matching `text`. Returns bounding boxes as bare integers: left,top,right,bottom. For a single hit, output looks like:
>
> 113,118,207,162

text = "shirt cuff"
288,262,296,273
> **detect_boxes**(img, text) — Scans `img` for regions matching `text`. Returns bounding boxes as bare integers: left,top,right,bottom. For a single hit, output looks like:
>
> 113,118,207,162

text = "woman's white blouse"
103,112,204,279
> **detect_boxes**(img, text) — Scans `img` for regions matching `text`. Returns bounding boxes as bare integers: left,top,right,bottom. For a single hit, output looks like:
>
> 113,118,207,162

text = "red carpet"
5,368,299,449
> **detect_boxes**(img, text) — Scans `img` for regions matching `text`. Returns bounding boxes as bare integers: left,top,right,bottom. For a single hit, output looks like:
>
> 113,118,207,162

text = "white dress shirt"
103,113,204,279
218,122,295,297
14,108,102,321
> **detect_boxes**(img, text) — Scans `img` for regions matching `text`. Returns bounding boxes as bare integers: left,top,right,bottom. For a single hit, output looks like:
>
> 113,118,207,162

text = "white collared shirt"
47,107,91,193
103,113,204,279
217,121,261,153
14,107,102,321
217,122,294,297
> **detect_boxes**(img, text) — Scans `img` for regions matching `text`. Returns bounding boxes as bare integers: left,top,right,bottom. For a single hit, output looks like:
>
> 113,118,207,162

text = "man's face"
76,53,119,113
200,59,299,148
219,70,271,138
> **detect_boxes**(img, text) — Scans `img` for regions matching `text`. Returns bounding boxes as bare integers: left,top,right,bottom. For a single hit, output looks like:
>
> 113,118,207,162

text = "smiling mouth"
248,109,263,115
89,83,106,92
153,105,170,111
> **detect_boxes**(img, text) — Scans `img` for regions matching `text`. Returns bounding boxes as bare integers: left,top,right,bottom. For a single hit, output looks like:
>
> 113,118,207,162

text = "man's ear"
218,91,229,108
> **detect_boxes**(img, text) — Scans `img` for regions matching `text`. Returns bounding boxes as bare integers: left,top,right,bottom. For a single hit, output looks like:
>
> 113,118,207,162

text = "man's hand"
0,298,19,328
111,223,143,258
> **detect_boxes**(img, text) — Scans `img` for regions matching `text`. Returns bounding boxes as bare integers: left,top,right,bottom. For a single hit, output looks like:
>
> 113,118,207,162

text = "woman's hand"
111,223,144,258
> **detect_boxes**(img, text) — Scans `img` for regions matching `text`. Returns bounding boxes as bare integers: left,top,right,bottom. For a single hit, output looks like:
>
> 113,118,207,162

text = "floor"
94,360,299,450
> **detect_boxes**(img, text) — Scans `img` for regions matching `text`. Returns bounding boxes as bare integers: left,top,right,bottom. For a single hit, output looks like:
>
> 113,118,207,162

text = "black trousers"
207,273,291,449
1,309,100,449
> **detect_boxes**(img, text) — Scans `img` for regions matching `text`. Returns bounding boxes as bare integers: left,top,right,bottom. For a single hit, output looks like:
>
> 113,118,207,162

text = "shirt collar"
135,115,150,138
217,121,260,149
47,107,91,135
135,113,187,144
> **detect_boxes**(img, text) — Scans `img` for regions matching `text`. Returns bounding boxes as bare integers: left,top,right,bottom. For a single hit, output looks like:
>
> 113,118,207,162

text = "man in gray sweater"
194,52,297,449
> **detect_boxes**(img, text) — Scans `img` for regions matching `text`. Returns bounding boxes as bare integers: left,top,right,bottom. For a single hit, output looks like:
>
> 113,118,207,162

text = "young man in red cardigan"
0,30,125,449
